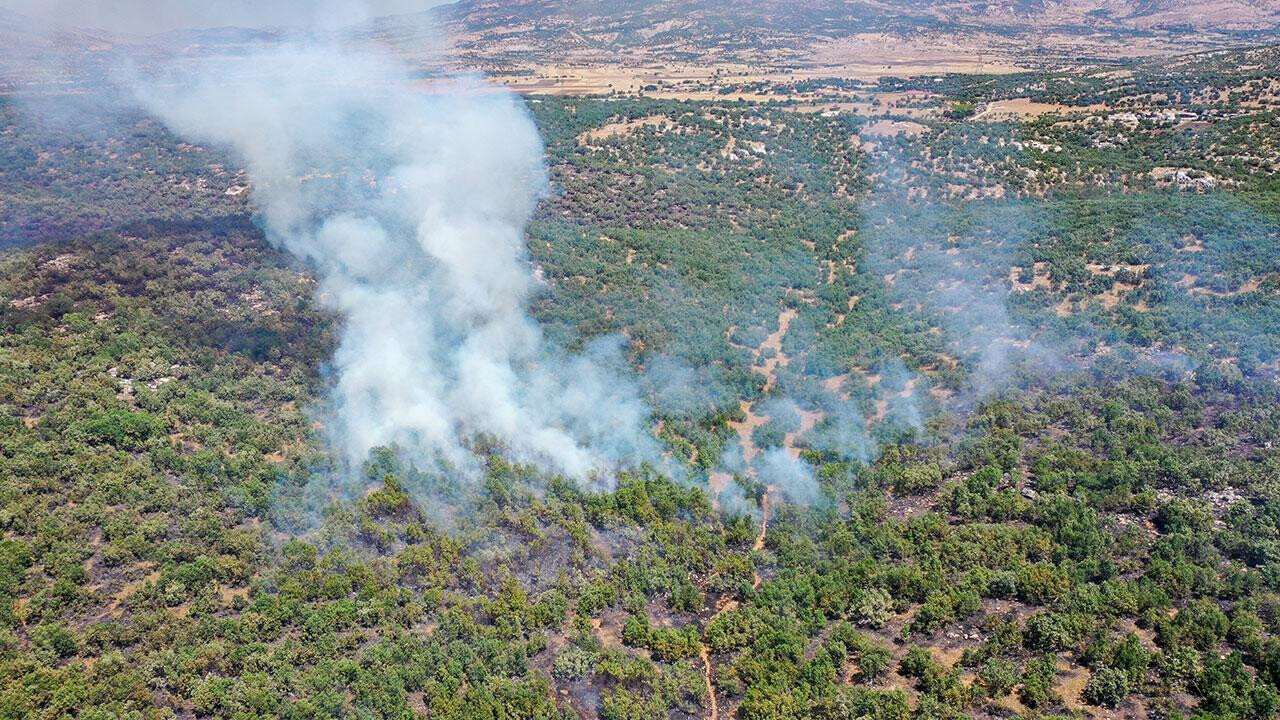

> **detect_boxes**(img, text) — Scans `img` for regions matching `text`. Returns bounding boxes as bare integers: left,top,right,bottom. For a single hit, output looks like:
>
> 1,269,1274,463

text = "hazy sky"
2,0,453,34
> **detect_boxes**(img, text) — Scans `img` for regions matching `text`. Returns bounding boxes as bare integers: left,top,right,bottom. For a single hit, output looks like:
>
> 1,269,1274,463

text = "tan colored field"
577,114,670,143
862,119,928,137
1189,277,1263,297
977,97,1110,119
808,33,1030,77
446,15,1236,108
486,32,1038,101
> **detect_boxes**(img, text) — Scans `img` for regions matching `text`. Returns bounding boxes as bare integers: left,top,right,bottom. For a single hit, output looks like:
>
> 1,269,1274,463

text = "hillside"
4,3,1280,720
429,0,1280,66
6,0,1280,93
5,39,1280,716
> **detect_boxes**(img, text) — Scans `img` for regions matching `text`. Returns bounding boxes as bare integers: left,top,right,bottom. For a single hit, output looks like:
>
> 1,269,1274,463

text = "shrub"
78,408,164,449
553,646,597,680
899,646,935,678
856,642,893,683
1084,666,1131,707
978,658,1019,698
853,587,895,628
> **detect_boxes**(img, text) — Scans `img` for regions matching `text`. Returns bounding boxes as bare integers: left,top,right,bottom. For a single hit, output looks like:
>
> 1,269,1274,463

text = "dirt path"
700,646,719,720
709,308,797,495
702,307,816,720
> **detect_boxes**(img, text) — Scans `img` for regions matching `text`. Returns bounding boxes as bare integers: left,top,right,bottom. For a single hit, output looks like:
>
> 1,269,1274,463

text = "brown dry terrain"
405,0,1280,104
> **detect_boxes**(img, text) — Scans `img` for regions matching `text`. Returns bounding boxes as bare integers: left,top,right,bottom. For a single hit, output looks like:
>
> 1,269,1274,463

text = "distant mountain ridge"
408,0,1280,70
3,0,1279,90
432,0,1280,47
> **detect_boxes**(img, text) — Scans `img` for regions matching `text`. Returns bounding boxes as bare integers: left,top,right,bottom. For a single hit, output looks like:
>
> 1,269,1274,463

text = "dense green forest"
3,42,1280,720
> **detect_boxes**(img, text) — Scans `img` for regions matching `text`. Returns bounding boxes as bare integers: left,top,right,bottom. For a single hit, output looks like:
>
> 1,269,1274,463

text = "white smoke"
136,45,659,481
754,447,819,505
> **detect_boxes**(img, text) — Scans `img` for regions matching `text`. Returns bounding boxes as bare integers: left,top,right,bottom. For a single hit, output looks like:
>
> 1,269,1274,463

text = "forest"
2,38,1280,720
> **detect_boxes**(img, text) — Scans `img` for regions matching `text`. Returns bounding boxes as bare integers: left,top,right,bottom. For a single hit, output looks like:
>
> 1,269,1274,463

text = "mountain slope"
418,0,1280,70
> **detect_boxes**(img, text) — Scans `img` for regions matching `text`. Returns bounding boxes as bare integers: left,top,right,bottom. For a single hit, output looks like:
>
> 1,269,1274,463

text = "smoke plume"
136,45,659,481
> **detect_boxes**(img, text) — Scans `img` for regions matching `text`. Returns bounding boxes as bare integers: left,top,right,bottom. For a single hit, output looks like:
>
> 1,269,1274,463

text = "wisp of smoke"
807,396,875,463
135,45,659,482
754,447,819,505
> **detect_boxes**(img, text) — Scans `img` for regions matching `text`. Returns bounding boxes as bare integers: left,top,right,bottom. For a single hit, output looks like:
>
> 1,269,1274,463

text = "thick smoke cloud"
136,46,659,481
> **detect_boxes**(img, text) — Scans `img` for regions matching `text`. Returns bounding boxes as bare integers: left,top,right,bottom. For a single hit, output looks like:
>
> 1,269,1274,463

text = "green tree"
1084,666,1131,707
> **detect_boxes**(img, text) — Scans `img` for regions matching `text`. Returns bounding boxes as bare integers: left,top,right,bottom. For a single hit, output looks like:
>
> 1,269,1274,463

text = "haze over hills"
410,0,1280,98
429,0,1280,62
436,0,1280,40
5,0,1280,87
